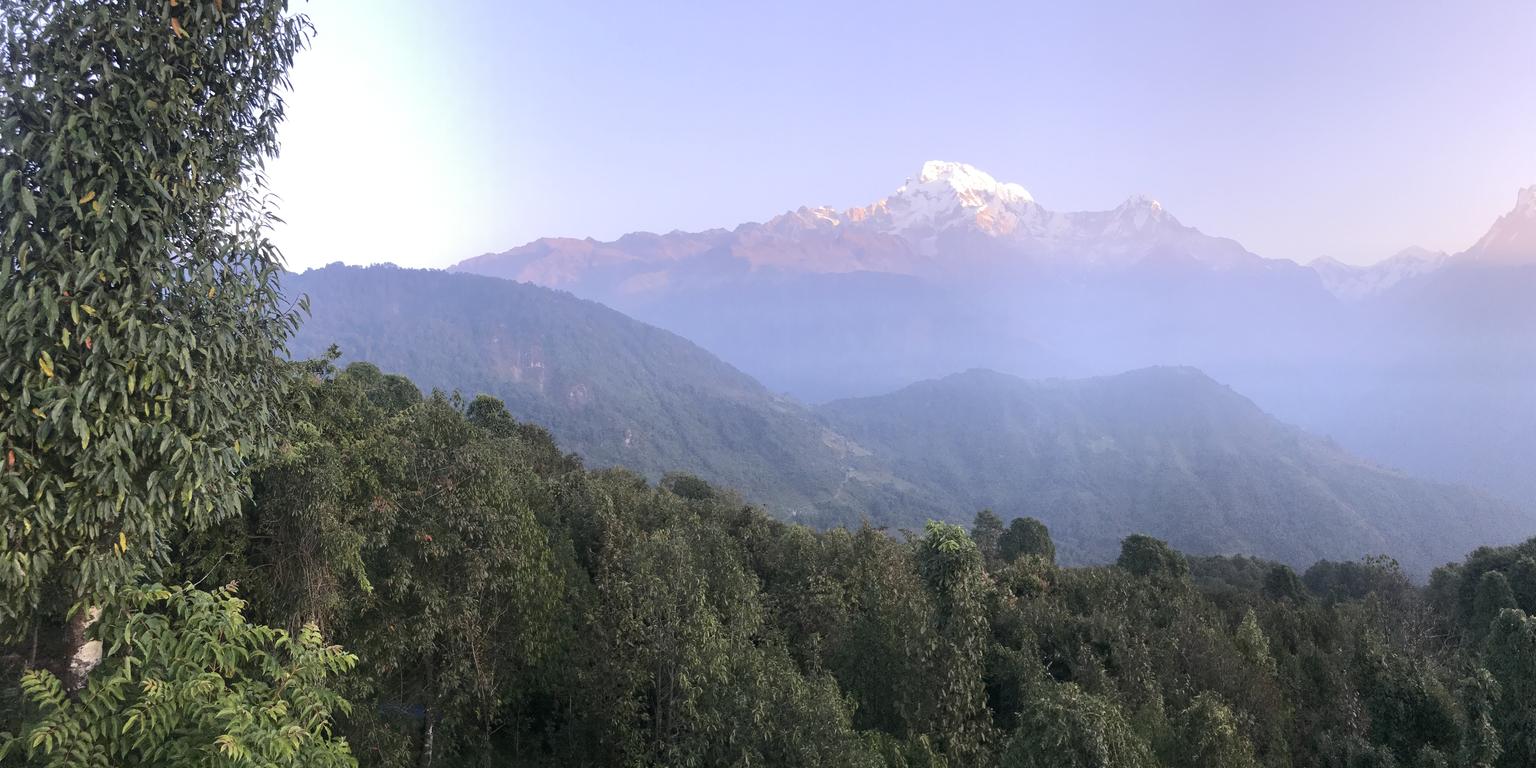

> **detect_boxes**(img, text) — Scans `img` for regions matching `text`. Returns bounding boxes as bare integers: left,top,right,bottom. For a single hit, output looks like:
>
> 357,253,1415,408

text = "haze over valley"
287,161,1536,574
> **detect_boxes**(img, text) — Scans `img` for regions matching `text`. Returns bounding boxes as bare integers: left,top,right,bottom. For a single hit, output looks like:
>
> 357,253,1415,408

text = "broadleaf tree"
0,0,307,633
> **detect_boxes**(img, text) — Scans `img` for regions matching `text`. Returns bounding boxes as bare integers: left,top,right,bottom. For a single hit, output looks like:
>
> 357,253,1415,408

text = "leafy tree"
832,526,938,740
0,0,308,635
998,517,1054,565
1234,609,1277,676
1355,633,1458,763
337,395,563,766
1172,692,1260,768
1484,608,1536,767
1457,669,1503,768
1472,571,1518,639
1263,564,1308,602
1116,534,1188,580
916,522,996,763
1304,556,1414,604
2,584,356,767
1508,557,1536,613
1001,682,1155,768
578,480,874,767
971,509,1005,565
660,471,717,501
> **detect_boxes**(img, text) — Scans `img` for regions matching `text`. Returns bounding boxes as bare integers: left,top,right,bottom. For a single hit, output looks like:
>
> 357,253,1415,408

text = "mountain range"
283,264,1529,575
451,162,1536,513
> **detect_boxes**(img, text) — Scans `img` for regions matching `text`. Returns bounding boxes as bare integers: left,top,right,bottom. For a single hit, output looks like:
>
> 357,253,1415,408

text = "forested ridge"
10,358,1536,767
285,264,1526,576
5,3,1536,767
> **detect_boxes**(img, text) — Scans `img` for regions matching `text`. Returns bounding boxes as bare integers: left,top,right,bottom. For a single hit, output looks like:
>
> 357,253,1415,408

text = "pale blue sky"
267,0,1536,271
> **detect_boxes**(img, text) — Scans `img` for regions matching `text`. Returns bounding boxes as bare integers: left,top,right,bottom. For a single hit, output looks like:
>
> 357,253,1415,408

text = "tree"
1234,609,1276,677
1457,669,1503,768
998,516,1055,565
337,395,563,766
1355,634,1458,763
1001,682,1155,768
661,472,717,502
917,521,996,763
1263,565,1308,602
1117,535,1188,581
0,0,310,634
1484,608,1536,767
1472,571,1518,639
1172,693,1260,768
1509,557,1536,613
2,584,356,767
971,510,1005,566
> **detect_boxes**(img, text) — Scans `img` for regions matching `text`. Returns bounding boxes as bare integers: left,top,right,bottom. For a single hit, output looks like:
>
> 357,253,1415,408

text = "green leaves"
7,584,358,767
0,0,312,635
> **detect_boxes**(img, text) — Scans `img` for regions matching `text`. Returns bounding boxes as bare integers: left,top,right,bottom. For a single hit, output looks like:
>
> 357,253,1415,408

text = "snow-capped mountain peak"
853,161,1038,246
1107,194,1171,232
905,160,1034,206
1311,246,1448,300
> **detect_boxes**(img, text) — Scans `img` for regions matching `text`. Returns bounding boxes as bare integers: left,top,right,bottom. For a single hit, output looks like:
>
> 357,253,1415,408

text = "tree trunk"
419,708,436,768
65,605,102,692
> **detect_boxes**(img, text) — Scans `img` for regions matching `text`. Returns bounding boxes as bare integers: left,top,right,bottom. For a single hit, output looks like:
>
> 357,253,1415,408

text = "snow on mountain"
1311,247,1449,300
795,160,1272,270
847,160,1036,246
839,161,1192,259
457,160,1275,287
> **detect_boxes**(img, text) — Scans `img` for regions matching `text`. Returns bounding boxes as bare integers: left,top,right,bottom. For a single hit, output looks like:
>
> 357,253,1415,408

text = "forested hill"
283,265,1528,574
171,364,1536,766
817,367,1528,573
283,264,919,516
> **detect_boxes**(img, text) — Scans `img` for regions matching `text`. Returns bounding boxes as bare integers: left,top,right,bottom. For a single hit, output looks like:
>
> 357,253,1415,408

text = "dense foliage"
1,1,354,764
3,585,356,767
0,0,309,628
12,359,1530,767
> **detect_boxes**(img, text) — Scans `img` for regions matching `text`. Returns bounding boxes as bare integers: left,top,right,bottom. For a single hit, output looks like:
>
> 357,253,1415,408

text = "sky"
266,0,1536,271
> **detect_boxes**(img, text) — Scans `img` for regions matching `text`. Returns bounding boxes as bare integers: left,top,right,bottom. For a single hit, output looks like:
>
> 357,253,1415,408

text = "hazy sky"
267,0,1536,271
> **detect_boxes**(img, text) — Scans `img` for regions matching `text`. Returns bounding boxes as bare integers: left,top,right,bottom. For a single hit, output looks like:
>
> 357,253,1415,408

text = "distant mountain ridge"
817,366,1524,572
455,160,1280,292
283,265,1529,575
282,264,912,515
449,164,1536,515
1310,247,1448,300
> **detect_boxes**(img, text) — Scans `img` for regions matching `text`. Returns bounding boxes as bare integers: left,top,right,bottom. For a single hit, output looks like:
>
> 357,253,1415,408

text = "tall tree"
998,517,1055,565
0,0,308,636
1484,608,1536,768
917,521,997,763
971,509,1005,566
1117,535,1188,581
1001,682,1155,768
1172,693,1260,768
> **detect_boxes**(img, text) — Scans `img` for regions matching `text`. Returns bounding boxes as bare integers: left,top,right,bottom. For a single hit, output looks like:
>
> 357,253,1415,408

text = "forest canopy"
10,358,1536,767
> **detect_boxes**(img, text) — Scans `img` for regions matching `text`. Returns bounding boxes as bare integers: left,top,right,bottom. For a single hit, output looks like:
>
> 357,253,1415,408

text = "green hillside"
818,367,1526,572
285,266,1528,574
284,264,921,517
